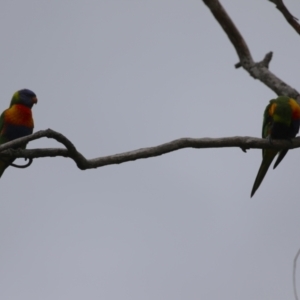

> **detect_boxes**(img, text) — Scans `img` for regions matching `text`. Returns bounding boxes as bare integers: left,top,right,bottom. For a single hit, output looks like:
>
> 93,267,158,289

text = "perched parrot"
0,89,37,177
251,96,300,197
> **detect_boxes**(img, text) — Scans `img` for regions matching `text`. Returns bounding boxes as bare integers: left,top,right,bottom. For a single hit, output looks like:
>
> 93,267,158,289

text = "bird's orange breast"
4,104,34,128
289,98,300,120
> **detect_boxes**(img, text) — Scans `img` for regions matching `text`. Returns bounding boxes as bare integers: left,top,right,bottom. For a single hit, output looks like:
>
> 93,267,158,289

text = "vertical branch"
293,248,300,300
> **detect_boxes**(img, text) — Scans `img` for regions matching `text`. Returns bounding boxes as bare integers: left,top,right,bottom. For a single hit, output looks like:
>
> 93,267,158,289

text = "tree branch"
294,248,300,300
0,129,88,170
202,0,300,102
269,0,300,35
1,129,300,170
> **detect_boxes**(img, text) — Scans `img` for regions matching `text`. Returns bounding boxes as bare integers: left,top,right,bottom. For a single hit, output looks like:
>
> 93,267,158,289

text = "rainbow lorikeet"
0,89,37,177
251,96,300,197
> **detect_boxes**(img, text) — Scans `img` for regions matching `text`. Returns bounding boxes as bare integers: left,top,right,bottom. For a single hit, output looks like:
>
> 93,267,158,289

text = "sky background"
0,0,300,299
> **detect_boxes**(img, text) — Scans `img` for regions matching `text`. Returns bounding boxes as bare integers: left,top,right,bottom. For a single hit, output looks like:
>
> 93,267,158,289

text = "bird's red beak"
32,97,38,104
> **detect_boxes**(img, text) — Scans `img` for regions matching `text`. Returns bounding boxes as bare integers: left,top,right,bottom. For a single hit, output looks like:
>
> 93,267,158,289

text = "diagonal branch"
202,0,300,102
269,0,300,35
202,0,253,67
1,129,300,170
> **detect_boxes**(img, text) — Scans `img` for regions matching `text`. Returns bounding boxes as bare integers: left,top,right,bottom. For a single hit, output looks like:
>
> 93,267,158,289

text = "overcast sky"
0,1,300,299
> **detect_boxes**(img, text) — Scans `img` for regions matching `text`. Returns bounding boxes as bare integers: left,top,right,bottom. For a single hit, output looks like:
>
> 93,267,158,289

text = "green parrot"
251,96,300,197
0,89,37,177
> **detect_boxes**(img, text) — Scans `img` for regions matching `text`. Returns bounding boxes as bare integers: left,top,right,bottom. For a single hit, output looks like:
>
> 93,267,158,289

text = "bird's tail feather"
273,150,288,169
251,150,277,197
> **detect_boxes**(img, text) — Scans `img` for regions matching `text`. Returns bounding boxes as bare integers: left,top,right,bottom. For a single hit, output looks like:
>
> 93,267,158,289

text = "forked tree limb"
1,129,300,170
202,0,300,102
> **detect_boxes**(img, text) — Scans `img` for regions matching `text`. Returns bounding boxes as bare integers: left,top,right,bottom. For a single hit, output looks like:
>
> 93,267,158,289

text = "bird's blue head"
10,89,38,108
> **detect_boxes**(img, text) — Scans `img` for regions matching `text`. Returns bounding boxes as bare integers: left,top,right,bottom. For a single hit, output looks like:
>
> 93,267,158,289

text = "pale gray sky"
0,1,300,299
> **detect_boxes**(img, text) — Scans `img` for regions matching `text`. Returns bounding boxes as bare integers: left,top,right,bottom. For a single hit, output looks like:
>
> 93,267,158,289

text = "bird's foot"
240,147,249,153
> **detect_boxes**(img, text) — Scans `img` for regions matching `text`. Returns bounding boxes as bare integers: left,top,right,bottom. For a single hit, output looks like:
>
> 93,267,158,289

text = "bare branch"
1,129,300,170
202,0,253,66
269,0,300,35
203,0,300,101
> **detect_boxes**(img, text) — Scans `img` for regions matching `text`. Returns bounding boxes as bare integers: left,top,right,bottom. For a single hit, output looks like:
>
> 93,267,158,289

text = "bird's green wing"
262,101,274,139
0,110,9,145
0,110,11,177
0,111,4,143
